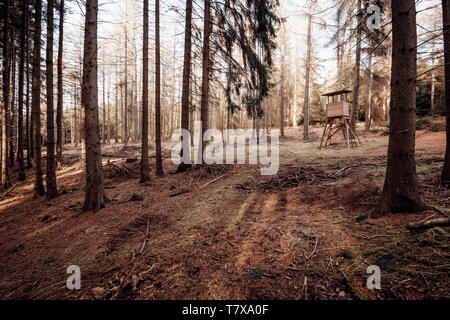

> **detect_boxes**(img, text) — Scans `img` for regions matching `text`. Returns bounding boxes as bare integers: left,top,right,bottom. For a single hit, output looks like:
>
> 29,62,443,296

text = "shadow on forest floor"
0,125,448,299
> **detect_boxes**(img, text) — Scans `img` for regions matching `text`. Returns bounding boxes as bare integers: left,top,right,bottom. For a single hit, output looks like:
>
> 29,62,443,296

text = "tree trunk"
102,61,106,144
115,64,119,144
279,42,285,138
74,81,78,146
9,38,16,169
17,0,28,181
124,30,128,146
80,56,86,166
177,0,193,172
442,0,450,186
134,49,138,143
46,0,58,199
1,0,10,189
155,0,163,176
226,50,232,143
336,6,342,89
365,53,373,132
56,0,64,169
170,32,176,138
303,13,312,140
141,0,150,182
431,17,437,111
378,0,423,214
293,39,298,128
351,0,362,131
198,0,212,164
82,0,104,212
120,82,124,143
26,3,32,169
32,0,45,196
107,78,111,144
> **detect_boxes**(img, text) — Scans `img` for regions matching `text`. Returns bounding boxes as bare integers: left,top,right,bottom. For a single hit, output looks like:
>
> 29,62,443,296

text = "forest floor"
0,120,449,300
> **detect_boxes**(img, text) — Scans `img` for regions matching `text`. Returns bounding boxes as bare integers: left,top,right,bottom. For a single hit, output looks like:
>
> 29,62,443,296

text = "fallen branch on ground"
406,217,450,230
1,182,23,200
169,173,228,197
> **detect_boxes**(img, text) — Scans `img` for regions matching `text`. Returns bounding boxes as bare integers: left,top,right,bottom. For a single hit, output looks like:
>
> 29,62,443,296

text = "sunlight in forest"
0,0,448,305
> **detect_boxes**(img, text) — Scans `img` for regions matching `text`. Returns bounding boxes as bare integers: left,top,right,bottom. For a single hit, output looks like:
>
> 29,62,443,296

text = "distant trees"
378,0,423,214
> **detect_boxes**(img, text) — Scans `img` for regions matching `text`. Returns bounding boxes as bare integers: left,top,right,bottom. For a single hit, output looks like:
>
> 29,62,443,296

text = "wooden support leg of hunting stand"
346,118,361,144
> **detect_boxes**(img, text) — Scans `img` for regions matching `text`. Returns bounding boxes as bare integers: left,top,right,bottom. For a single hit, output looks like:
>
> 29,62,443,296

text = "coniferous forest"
0,0,449,303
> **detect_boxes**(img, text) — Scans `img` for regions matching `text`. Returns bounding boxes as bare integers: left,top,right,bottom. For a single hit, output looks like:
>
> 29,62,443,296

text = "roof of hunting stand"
321,90,352,97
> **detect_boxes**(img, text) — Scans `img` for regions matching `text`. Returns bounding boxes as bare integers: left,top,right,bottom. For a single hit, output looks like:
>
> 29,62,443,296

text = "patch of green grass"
332,219,346,225
353,210,371,222
68,201,80,208
416,116,433,130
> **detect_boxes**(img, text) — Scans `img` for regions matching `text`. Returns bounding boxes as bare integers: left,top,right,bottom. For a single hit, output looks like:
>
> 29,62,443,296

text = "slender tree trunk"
46,0,58,199
70,100,73,145
351,0,362,131
115,65,119,143
378,0,423,214
293,39,298,128
120,82,124,142
198,0,211,164
26,4,32,169
340,23,347,89
170,31,176,138
74,81,78,146
32,0,45,195
177,0,193,172
336,6,342,89
56,0,64,169
365,53,373,132
107,79,111,144
82,0,104,212
431,17,437,111
17,0,27,181
124,30,129,146
102,61,106,144
80,56,86,166
134,48,138,143
9,39,16,168
442,0,450,186
154,0,163,175
226,44,232,143
279,44,285,138
141,0,150,182
303,13,312,140
1,0,10,189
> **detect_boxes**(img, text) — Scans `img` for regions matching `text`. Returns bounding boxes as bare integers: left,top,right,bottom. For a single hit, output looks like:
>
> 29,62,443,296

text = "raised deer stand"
319,90,361,150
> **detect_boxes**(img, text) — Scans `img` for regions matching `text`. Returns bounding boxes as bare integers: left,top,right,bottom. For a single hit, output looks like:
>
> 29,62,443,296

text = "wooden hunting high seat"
319,90,361,150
